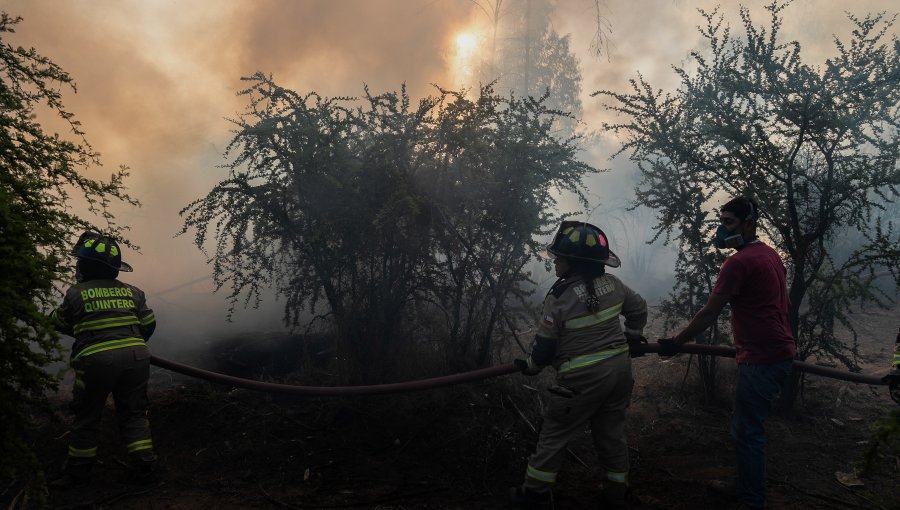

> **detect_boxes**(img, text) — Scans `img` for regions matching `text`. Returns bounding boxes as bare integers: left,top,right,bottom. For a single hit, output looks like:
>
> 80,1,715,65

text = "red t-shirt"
712,242,796,364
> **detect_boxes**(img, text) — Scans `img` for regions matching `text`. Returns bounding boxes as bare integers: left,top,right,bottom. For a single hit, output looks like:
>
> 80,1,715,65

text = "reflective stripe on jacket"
535,273,647,373
54,279,155,359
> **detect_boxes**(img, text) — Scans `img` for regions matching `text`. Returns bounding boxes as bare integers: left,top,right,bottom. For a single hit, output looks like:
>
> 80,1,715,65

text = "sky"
4,0,897,354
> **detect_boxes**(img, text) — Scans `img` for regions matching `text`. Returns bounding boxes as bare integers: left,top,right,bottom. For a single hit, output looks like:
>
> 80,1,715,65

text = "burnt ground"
6,306,900,510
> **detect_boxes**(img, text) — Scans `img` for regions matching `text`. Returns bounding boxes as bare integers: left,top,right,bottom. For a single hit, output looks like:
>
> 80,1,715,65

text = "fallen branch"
502,310,529,355
260,483,446,509
54,483,162,510
96,484,164,507
768,477,867,509
6,482,28,510
835,479,891,510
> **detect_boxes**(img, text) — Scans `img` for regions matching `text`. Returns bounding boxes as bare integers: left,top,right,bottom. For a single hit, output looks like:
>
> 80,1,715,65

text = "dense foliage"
180,75,595,382
0,13,136,504
594,2,900,388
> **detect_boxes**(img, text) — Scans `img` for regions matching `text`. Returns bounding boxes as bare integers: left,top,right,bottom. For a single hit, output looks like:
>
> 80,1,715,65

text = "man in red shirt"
659,197,796,510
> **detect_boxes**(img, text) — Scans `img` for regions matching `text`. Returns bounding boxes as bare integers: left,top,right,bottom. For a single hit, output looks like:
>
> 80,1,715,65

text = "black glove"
657,338,680,357
886,371,900,405
513,357,543,376
625,332,648,358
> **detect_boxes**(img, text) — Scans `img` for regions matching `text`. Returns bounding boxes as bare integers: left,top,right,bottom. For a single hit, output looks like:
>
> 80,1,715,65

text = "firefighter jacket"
893,327,899,369
531,273,647,374
53,278,156,360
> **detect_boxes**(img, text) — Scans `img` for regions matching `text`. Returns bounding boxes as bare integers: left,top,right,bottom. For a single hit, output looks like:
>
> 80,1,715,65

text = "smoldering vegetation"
166,0,675,386
170,0,900,389
177,74,598,385
182,331,333,380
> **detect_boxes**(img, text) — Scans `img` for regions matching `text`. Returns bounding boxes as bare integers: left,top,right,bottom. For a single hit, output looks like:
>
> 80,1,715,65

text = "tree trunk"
522,0,532,96
777,270,806,414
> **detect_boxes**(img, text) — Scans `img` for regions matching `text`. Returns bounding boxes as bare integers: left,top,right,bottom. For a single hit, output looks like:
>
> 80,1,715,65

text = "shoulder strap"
547,278,577,299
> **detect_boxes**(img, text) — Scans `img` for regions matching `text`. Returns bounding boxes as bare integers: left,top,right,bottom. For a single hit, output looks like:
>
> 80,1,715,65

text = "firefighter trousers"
68,344,155,465
522,352,633,494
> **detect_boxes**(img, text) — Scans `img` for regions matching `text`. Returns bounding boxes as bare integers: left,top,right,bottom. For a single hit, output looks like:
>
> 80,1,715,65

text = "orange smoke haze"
4,0,896,351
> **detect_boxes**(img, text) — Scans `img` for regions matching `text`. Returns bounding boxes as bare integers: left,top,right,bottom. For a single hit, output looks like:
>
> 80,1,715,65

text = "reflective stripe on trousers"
68,445,97,458
68,346,153,465
523,353,632,495
526,464,557,483
606,470,627,483
127,438,154,454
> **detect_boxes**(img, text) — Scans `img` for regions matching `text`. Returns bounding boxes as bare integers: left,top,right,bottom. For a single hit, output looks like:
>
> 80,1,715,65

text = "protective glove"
625,332,648,358
886,370,900,405
625,332,647,358
657,337,680,357
513,357,544,376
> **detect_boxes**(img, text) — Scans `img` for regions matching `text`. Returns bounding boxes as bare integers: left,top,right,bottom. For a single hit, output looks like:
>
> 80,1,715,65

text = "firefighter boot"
599,482,630,510
707,479,737,501
508,486,551,509
128,451,158,484
50,459,93,489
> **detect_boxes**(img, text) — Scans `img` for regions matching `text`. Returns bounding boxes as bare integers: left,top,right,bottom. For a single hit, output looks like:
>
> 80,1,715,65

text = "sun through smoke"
451,31,479,89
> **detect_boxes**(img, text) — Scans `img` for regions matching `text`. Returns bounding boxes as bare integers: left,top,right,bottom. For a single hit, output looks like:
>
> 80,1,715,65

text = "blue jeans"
731,359,792,509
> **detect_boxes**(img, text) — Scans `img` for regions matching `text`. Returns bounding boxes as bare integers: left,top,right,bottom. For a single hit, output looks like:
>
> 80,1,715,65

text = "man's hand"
657,338,680,357
513,357,543,376
625,332,648,358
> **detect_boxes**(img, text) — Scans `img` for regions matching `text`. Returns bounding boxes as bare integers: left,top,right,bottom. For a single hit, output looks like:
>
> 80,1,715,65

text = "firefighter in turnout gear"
510,221,647,509
888,326,900,405
51,232,157,486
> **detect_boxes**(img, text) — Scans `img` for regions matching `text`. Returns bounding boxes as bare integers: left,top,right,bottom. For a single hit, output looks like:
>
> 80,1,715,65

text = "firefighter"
894,326,899,370
888,326,900,404
510,221,647,510
51,232,157,486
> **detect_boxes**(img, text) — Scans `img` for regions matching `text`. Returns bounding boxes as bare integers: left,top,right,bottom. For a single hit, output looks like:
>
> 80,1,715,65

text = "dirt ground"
7,306,900,510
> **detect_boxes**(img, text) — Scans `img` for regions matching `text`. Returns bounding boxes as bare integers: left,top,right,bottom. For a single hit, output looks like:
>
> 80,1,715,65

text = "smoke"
4,0,896,355
551,0,898,302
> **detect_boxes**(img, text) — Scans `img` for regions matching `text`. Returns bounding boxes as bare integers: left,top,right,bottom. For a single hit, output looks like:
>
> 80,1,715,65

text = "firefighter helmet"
72,231,133,272
544,221,620,267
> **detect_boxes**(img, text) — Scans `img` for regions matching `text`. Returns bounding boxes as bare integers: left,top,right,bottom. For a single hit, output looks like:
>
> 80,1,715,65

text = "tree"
425,86,591,367
179,74,595,382
465,0,504,81
594,2,900,403
0,13,136,505
465,0,584,139
648,174,730,404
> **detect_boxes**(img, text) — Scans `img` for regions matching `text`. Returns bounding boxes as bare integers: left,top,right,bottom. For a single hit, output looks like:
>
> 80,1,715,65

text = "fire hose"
150,342,896,397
